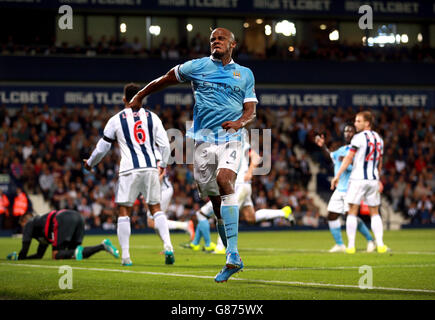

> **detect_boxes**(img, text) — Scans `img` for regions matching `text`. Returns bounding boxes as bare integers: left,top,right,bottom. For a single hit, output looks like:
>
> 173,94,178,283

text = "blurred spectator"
0,189,10,229
417,195,433,224
102,215,116,230
12,187,31,231
39,165,55,200
407,201,419,224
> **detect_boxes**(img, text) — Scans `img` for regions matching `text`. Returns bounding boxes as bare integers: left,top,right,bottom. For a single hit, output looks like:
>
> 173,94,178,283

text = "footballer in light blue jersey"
175,56,258,143
128,28,257,282
330,145,353,193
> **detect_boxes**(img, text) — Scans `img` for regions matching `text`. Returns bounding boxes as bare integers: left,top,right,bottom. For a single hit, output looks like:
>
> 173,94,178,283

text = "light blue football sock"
216,219,227,248
357,217,374,241
192,223,202,246
221,197,239,254
330,227,344,245
328,219,344,245
199,219,211,247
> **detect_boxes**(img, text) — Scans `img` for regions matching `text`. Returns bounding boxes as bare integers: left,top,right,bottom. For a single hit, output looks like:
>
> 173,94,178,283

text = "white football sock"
196,210,208,221
255,209,285,222
167,220,188,231
370,214,384,247
346,215,358,249
328,218,341,229
117,216,131,260
153,211,174,252
200,201,214,218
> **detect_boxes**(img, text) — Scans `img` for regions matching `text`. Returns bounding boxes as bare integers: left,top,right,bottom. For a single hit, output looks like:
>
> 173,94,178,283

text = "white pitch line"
240,248,435,255
167,263,435,274
1,262,435,295
131,245,435,255
245,264,435,271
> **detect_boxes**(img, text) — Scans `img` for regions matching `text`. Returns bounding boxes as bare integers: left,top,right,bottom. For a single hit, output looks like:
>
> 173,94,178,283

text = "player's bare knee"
328,212,340,221
149,203,162,215
369,206,380,216
118,206,131,217
216,170,236,195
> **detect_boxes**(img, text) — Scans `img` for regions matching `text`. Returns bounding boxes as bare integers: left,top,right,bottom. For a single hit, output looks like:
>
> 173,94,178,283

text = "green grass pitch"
1,229,435,300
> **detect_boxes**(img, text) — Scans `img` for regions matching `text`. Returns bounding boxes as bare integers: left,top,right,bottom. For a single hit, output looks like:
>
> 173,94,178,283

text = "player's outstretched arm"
331,150,355,190
129,68,179,109
84,137,113,170
315,134,333,162
221,101,256,131
23,243,48,260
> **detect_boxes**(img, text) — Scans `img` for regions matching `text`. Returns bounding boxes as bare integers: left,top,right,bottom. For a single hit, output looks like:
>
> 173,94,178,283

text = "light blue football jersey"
330,145,353,192
175,56,258,143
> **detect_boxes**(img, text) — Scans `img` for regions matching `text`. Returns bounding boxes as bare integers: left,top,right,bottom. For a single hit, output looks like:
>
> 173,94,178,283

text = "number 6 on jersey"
134,120,146,145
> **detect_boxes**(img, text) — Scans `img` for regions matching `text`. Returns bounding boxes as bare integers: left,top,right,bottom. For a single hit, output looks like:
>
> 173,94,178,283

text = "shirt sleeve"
330,151,336,163
175,59,199,83
243,69,258,104
153,114,170,168
103,116,117,141
350,133,363,152
378,136,384,156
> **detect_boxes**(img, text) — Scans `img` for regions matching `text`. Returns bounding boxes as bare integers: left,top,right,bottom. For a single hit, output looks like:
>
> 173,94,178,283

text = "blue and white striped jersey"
349,130,384,181
103,107,170,175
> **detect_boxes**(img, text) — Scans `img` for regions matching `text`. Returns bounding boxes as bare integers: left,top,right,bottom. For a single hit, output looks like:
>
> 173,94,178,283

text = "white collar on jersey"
209,55,235,65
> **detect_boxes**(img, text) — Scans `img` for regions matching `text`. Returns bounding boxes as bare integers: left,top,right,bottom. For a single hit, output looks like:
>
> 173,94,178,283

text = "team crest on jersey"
233,71,241,79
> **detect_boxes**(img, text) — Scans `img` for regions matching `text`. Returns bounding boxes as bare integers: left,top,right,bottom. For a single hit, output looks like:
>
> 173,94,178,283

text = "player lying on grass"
315,125,376,253
6,210,119,261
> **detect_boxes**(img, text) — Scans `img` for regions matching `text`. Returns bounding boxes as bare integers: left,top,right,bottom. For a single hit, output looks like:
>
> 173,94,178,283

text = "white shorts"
194,140,242,199
346,179,380,207
327,190,349,215
235,183,253,208
116,169,161,207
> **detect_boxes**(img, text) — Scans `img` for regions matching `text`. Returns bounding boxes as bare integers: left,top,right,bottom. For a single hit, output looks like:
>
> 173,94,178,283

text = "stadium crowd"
0,103,434,232
1,34,434,63
0,103,314,231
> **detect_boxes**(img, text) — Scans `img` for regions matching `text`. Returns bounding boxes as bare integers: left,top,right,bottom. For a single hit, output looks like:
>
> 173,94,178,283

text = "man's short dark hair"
124,83,141,103
344,123,355,131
